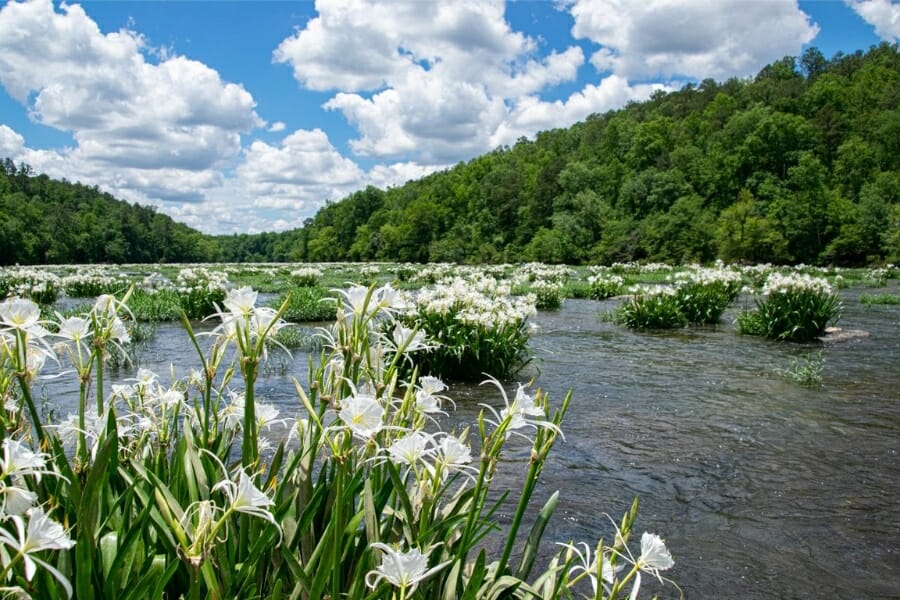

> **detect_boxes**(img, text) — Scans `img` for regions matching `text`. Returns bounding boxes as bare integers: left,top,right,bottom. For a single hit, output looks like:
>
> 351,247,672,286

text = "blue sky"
0,0,896,234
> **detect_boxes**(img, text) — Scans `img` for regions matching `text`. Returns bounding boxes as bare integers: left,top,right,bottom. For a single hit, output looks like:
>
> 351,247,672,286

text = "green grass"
270,286,338,322
860,293,900,306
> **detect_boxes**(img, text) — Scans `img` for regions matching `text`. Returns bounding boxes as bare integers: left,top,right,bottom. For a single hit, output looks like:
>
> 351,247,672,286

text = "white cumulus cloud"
564,0,819,80
0,125,25,158
846,0,900,41
0,0,262,203
236,128,365,209
275,0,589,165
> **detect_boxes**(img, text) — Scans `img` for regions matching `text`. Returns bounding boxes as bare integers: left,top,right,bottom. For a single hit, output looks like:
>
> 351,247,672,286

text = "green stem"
241,359,258,469
189,565,201,600
457,451,490,562
0,550,23,583
16,373,45,447
496,455,541,575
332,464,344,600
77,381,88,465
95,348,105,414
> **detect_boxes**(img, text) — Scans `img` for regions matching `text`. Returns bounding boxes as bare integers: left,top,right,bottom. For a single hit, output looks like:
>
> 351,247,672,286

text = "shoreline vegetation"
2,44,899,268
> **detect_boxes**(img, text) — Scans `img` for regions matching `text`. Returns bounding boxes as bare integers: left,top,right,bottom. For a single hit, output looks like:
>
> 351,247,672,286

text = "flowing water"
40,286,900,599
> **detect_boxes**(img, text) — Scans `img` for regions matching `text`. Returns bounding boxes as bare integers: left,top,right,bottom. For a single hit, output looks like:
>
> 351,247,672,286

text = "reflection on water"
40,287,900,599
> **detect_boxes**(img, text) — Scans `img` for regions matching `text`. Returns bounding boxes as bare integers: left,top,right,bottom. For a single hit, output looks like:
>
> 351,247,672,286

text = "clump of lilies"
0,283,676,599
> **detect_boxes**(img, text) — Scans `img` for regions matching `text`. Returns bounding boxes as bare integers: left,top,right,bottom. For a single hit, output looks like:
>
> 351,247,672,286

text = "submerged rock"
818,326,871,343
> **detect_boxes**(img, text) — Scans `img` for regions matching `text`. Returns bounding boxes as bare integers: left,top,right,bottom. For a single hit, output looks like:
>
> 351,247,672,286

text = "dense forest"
3,44,898,266
0,160,220,264
289,44,900,266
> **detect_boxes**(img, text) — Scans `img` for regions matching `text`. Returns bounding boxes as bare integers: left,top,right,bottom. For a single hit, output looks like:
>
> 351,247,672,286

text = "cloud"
268,121,287,133
236,128,365,208
491,75,672,148
276,0,589,164
846,0,900,41
367,161,446,189
564,0,819,80
0,125,25,158
0,0,262,199
324,73,509,162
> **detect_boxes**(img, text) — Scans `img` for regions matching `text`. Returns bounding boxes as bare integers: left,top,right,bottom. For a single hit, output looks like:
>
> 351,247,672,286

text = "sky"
0,0,897,235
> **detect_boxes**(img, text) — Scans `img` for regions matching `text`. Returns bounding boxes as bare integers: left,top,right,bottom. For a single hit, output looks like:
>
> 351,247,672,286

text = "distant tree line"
0,160,219,264
3,44,898,266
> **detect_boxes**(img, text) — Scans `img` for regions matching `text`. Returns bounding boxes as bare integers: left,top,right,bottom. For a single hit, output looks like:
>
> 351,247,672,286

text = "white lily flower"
109,317,130,344
0,297,41,332
0,508,75,598
92,294,117,318
480,378,562,442
212,469,281,538
415,376,454,415
431,434,478,483
340,285,371,316
365,543,450,594
387,431,433,467
391,324,429,353
638,532,674,575
55,316,91,342
1,439,50,482
223,286,258,316
338,393,384,439
558,541,620,597
0,484,37,516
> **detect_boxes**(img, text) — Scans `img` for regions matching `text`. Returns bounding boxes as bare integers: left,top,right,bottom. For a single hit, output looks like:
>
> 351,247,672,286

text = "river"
39,285,900,599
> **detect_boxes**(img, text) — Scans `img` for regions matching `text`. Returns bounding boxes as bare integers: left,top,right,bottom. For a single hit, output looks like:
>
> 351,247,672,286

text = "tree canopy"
0,160,219,265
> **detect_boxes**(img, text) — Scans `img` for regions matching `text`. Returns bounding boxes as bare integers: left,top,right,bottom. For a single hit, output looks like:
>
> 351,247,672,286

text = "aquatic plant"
617,285,687,330
776,350,825,387
398,275,536,380
175,267,228,320
290,266,322,287
670,267,742,325
737,272,842,342
0,285,675,599
0,267,62,305
62,268,129,298
531,279,565,310
271,286,337,322
587,272,626,300
126,288,183,322
860,293,900,306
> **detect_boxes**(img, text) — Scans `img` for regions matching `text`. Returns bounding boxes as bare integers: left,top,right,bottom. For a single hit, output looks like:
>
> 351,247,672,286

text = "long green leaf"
516,490,559,580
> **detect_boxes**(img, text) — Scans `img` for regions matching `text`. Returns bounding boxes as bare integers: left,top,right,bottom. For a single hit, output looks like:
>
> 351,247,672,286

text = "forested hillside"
292,44,900,266
3,44,898,266
0,160,219,264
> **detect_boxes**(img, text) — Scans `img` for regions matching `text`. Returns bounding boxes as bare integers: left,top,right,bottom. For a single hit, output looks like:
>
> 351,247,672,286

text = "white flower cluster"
587,272,624,287
762,272,833,296
176,267,229,294
670,266,742,287
609,262,675,275
62,267,128,297
1,266,62,301
627,284,678,297
290,267,322,279
140,272,175,294
359,264,381,277
513,262,574,284
409,263,458,284
0,439,75,596
413,276,535,328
